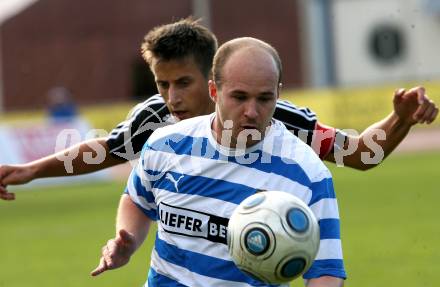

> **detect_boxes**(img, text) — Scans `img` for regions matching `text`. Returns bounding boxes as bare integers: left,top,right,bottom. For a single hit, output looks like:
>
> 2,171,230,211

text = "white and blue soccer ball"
227,191,320,284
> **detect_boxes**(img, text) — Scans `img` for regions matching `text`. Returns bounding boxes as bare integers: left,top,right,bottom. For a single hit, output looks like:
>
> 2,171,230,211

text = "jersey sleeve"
311,122,336,159
304,173,346,280
273,100,318,153
273,99,348,159
106,95,170,161
124,146,158,220
312,122,349,159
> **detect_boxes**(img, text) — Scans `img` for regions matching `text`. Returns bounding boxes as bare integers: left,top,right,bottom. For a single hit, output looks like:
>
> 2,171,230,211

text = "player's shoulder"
271,120,331,180
127,94,167,119
136,94,165,108
272,119,312,145
275,99,316,118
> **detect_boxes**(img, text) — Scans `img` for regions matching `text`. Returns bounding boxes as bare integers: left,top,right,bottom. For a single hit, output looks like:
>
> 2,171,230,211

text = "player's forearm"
327,112,412,170
116,194,151,251
363,111,412,157
353,112,411,169
31,138,124,179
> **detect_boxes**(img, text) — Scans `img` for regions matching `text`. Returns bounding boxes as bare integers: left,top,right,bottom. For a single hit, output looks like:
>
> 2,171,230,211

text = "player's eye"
157,81,169,89
177,80,191,88
259,97,272,103
232,94,247,101
258,93,275,103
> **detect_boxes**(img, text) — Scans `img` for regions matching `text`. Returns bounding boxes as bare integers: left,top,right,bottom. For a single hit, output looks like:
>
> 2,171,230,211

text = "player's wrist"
25,163,40,182
390,111,415,129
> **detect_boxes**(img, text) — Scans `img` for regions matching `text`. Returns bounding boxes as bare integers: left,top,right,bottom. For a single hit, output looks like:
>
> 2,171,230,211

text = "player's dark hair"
141,17,218,78
212,37,283,87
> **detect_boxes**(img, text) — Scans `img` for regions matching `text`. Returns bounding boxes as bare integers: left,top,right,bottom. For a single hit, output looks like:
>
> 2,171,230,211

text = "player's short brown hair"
141,18,218,78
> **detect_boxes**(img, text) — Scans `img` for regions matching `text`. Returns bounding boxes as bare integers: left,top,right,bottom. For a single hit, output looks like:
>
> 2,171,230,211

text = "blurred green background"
1,151,439,287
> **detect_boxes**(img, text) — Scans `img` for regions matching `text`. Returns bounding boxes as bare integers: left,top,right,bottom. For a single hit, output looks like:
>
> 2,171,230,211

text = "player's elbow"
351,162,378,171
342,158,382,171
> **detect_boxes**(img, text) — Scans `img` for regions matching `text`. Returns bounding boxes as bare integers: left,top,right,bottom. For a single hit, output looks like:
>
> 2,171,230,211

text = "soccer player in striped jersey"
92,37,345,287
0,18,437,200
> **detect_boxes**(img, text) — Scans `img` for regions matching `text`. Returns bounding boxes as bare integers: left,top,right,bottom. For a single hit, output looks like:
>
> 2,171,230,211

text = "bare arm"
91,194,151,276
325,87,438,170
115,195,151,246
306,276,344,287
34,137,125,177
0,137,125,200
325,111,413,170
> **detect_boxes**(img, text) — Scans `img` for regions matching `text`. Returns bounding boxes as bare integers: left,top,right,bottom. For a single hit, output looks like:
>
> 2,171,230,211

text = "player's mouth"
172,111,189,120
241,124,259,130
239,125,262,136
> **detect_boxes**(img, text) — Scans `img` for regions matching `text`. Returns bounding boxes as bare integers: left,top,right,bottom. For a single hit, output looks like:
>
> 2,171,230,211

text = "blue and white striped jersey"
126,114,346,287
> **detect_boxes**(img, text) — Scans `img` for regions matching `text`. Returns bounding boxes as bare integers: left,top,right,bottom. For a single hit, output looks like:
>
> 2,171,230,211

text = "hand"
0,164,36,200
91,229,137,276
0,184,14,201
0,164,35,185
393,87,438,126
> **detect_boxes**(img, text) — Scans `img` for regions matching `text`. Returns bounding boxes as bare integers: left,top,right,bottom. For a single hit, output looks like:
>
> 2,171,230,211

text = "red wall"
1,0,303,111
1,0,192,110
211,0,303,88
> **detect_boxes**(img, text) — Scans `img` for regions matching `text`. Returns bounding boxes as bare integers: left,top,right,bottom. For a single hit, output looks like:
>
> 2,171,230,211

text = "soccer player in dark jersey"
0,18,438,200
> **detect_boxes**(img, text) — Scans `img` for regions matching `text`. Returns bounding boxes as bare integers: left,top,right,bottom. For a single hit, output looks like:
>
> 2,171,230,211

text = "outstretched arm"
0,138,125,200
91,194,151,276
325,87,438,170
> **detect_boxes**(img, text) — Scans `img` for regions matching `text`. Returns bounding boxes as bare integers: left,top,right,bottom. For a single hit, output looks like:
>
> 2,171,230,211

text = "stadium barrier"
283,82,440,132
0,118,109,188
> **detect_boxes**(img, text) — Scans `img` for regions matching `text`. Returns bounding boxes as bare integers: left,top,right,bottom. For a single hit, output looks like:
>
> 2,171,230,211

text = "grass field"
1,152,439,287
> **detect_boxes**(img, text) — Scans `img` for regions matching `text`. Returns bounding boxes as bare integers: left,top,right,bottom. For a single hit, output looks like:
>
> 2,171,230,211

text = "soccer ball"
227,191,320,284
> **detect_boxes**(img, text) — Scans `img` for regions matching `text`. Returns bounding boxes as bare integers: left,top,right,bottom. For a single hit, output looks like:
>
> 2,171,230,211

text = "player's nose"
243,100,258,119
167,85,182,106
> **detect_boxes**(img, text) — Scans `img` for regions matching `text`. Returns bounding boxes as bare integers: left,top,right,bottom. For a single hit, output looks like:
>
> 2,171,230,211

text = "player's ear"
277,83,282,100
209,80,218,103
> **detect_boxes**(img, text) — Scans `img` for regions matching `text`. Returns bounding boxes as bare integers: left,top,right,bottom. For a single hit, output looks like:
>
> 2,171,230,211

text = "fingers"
0,185,15,201
91,242,116,277
0,165,6,185
394,88,406,97
428,108,439,124
398,86,425,104
0,164,34,186
91,256,108,277
415,87,427,105
413,97,431,122
105,239,118,263
414,98,438,123
393,88,406,103
91,234,133,277
394,86,438,125
0,166,13,186
405,86,426,105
